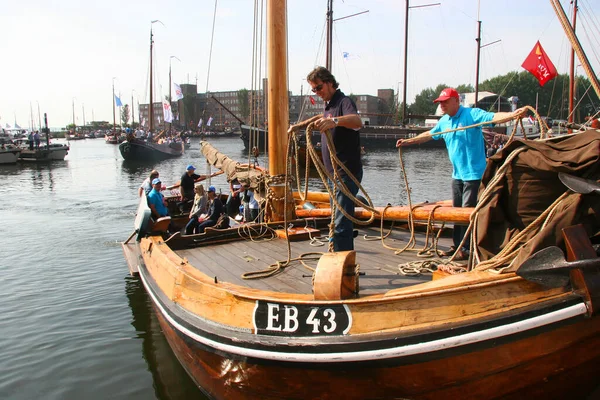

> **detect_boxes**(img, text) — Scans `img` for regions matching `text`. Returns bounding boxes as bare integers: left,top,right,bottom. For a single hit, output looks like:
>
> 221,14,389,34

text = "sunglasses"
311,84,324,93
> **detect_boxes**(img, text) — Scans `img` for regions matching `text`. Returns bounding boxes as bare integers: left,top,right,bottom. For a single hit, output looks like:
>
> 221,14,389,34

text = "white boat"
13,138,69,161
0,144,20,164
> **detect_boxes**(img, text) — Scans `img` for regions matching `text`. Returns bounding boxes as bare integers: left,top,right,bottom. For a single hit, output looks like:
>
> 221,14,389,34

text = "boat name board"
253,301,352,336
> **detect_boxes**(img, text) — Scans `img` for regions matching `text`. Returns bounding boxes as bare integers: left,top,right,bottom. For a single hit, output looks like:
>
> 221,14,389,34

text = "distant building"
139,80,400,131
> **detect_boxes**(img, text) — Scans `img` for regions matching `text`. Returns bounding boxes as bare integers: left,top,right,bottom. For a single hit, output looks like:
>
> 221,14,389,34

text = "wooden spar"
267,0,294,221
296,204,472,224
551,0,600,100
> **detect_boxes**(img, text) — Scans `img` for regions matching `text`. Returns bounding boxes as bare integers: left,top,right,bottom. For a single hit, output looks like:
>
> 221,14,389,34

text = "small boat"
0,143,20,164
122,2,600,399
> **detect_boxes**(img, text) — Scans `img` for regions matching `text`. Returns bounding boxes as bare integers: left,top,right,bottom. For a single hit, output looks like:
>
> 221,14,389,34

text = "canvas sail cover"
200,140,264,188
475,129,600,272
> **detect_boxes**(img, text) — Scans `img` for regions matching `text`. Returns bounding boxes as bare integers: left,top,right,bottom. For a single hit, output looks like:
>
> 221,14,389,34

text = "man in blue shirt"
288,66,363,251
396,88,526,260
147,178,169,219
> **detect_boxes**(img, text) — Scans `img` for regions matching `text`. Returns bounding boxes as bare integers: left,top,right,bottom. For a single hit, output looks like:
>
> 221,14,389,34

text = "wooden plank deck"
175,226,455,296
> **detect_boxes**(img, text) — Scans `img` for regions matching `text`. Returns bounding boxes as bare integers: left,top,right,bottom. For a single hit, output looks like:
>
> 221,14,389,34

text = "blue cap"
186,165,196,171
126,128,131,133
152,178,161,185
207,185,216,192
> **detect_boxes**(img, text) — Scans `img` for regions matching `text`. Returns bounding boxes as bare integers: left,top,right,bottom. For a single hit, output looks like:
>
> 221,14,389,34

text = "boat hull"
18,146,69,161
119,139,184,161
0,148,21,164
148,286,600,400
135,247,600,400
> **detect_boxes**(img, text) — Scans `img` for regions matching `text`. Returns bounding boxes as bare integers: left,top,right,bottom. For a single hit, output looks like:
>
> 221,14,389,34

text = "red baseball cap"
433,88,459,103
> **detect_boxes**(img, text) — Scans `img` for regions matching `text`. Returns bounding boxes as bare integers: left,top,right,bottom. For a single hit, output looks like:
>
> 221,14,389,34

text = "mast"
568,0,578,127
82,104,86,133
326,0,333,71
149,27,154,134
551,0,600,100
168,59,172,135
44,113,50,148
267,0,293,221
131,93,135,126
402,0,409,124
37,101,41,131
112,78,116,132
72,98,76,134
474,21,482,108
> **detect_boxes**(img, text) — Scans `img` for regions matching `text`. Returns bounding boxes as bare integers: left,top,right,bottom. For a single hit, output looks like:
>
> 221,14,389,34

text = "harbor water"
0,137,451,399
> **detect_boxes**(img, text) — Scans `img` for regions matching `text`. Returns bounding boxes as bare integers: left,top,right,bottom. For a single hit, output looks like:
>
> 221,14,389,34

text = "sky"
1,0,599,129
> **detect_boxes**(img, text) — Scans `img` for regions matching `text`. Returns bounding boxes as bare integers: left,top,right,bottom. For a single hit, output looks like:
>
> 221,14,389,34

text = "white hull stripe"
139,269,588,363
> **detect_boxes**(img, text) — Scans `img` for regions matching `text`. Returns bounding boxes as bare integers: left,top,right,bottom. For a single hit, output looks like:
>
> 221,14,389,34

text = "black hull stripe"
139,264,587,363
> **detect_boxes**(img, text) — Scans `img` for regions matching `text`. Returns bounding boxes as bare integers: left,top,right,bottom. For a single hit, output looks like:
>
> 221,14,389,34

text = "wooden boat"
119,137,184,162
122,2,600,399
118,26,184,162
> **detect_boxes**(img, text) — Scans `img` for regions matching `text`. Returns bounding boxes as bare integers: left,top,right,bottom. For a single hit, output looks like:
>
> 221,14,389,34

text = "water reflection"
125,276,208,400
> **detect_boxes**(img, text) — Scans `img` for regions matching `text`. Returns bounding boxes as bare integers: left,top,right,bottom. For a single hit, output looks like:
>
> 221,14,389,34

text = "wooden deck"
175,226,455,296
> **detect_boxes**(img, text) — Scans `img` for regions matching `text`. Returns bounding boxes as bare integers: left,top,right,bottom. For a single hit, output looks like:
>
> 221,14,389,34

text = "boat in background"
0,138,21,164
119,134,184,162
118,23,184,162
15,114,69,162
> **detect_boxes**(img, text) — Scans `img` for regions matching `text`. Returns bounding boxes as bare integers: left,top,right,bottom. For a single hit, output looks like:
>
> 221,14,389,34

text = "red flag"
521,41,558,86
309,96,316,105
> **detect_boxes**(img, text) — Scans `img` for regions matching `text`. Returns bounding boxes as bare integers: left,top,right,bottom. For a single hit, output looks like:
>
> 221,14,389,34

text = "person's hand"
287,124,299,135
315,117,336,132
514,107,528,118
396,138,410,148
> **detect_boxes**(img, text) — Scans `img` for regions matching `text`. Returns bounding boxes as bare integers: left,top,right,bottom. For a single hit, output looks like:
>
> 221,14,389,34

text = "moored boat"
119,137,184,162
122,1,600,399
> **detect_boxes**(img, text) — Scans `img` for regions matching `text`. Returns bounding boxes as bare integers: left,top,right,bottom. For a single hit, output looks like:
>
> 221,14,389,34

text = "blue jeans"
329,169,363,251
452,178,480,251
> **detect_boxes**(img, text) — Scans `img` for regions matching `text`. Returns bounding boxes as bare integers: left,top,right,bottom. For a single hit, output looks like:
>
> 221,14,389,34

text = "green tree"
121,104,130,127
238,89,250,121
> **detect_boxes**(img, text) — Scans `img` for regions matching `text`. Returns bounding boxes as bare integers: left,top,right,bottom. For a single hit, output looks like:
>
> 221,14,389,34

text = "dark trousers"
452,178,480,251
329,169,363,252
184,218,217,234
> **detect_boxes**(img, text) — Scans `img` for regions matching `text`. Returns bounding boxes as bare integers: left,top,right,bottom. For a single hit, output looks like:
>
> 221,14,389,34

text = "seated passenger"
147,178,169,219
184,184,208,235
190,185,224,234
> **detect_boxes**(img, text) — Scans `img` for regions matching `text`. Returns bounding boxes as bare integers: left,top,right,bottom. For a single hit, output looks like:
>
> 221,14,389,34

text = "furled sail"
200,140,264,188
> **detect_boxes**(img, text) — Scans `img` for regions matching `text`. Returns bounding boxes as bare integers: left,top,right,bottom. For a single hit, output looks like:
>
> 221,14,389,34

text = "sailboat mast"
112,79,116,131
37,101,41,131
402,0,409,124
168,60,172,135
149,27,154,134
326,0,333,71
72,98,76,133
267,0,293,221
568,0,578,126
82,104,86,133
551,0,600,100
131,93,135,126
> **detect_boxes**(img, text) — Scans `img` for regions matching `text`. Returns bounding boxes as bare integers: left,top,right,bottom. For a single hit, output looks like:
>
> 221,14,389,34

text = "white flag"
173,83,184,101
141,118,146,127
207,116,213,126
197,118,203,127
162,101,173,123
